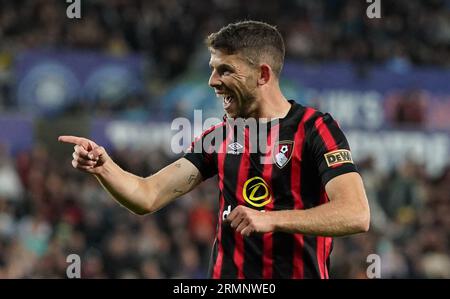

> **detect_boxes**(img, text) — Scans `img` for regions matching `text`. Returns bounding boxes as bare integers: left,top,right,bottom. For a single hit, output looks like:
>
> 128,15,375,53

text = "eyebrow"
209,63,235,71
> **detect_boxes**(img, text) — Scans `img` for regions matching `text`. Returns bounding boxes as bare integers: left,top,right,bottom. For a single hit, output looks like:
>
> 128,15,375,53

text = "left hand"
225,205,276,236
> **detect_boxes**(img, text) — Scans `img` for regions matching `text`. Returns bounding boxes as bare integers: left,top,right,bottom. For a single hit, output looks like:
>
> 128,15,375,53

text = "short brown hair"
206,20,285,77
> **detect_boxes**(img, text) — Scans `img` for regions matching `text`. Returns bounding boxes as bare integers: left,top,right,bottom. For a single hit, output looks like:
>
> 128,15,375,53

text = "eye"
217,66,233,76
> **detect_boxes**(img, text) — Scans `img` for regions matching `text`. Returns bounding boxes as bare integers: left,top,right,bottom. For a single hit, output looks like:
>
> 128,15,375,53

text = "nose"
208,69,221,89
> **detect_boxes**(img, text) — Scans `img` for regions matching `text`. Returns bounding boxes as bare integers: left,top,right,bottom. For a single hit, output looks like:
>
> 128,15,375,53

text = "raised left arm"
226,172,370,236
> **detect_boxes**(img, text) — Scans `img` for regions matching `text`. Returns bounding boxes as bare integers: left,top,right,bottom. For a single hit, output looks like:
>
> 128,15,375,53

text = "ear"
257,64,271,85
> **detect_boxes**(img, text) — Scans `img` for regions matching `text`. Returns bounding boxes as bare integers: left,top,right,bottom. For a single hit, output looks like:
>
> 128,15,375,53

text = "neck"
252,84,291,119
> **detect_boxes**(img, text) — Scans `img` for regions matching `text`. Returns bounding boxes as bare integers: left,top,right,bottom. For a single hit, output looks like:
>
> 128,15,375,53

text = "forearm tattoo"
173,189,183,194
187,174,198,185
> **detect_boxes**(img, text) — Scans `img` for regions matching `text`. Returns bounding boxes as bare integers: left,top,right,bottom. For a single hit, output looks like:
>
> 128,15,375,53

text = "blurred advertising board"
15,49,144,116
164,62,450,131
0,115,33,154
92,120,449,175
346,130,449,175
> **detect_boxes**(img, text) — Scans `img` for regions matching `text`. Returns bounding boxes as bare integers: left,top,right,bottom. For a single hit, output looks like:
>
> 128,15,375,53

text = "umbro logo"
228,142,243,154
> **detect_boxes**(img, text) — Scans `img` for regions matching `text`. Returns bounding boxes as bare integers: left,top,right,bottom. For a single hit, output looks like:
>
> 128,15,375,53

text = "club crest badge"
272,141,294,169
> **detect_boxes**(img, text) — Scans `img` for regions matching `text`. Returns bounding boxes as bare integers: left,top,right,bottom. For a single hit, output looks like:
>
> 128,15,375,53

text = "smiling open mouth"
222,95,234,109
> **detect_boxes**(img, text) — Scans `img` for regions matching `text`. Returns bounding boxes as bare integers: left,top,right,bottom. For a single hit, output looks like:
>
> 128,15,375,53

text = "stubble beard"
226,76,259,119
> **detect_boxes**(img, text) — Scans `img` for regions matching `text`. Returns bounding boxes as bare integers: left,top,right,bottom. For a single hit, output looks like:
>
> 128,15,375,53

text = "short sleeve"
183,127,220,180
306,113,358,186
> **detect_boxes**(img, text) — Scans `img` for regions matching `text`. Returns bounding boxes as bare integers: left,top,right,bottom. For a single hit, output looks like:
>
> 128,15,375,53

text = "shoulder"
186,121,227,153
287,101,336,131
204,121,227,135
295,106,338,133
193,121,227,141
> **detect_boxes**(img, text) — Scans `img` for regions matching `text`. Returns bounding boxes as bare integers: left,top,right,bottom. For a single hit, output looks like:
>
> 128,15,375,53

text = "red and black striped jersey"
184,100,358,279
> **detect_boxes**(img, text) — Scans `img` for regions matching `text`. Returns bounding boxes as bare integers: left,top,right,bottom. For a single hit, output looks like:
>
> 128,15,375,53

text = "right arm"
58,136,202,215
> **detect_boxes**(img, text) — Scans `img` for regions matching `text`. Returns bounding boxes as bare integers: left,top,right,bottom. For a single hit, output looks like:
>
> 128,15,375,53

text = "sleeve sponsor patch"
324,149,353,167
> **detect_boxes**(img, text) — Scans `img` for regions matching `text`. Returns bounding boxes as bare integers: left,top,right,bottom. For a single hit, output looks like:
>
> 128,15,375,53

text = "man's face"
208,49,259,118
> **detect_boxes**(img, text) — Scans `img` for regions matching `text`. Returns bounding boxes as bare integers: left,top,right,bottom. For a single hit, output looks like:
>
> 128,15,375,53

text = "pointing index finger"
58,135,90,148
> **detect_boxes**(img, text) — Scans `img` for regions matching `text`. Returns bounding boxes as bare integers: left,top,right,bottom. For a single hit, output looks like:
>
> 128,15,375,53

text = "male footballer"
59,21,370,279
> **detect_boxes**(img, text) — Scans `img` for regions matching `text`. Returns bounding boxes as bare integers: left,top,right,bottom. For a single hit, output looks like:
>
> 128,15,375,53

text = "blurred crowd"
1,0,450,81
0,143,449,278
1,0,450,117
0,0,449,279
332,157,450,278
0,144,217,278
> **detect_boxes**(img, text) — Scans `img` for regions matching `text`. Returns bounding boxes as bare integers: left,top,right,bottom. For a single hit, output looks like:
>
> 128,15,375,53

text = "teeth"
223,96,233,104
